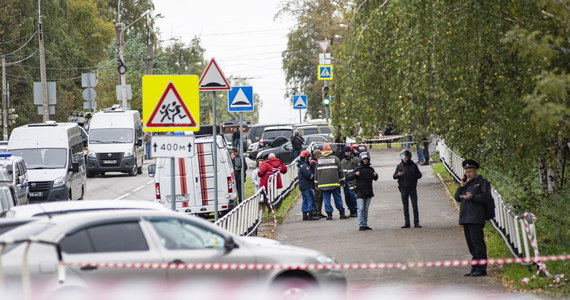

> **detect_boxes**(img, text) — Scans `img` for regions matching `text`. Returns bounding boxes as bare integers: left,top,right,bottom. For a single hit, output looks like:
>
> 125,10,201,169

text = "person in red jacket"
258,153,288,206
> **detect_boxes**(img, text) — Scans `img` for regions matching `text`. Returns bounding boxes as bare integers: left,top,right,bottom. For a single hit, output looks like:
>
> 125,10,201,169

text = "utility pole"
38,0,49,122
116,22,128,108
2,56,8,140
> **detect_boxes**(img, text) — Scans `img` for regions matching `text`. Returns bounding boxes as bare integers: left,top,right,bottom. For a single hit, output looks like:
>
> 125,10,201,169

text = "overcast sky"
153,0,306,124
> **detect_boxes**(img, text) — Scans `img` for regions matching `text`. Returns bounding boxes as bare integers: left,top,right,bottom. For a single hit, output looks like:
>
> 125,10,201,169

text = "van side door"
14,160,28,204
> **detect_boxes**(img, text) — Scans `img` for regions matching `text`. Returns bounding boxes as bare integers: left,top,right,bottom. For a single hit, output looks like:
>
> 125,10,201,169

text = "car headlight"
53,176,66,187
88,151,96,158
316,255,338,265
124,150,133,157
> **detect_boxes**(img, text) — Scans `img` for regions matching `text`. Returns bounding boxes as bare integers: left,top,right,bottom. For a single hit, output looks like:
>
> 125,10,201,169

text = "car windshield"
0,169,11,182
0,186,15,210
89,128,133,144
319,127,332,134
300,128,318,135
10,148,67,169
263,130,292,139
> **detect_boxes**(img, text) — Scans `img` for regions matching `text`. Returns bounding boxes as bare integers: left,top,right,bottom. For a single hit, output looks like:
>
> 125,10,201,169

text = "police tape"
66,254,570,271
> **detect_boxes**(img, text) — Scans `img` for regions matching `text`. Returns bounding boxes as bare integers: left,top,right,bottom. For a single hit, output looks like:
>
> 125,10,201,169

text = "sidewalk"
275,149,509,293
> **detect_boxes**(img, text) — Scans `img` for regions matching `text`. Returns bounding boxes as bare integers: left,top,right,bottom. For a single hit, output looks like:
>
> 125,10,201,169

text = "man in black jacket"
230,148,248,203
454,159,492,277
290,129,305,158
348,152,378,231
393,149,423,228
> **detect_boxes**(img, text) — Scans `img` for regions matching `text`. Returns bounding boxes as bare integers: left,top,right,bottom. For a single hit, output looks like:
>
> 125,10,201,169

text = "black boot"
339,210,349,219
308,212,320,220
302,212,308,221
349,210,358,217
326,212,333,220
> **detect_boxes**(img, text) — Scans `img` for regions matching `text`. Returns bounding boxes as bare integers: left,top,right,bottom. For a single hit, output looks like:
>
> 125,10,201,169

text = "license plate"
166,195,191,202
29,192,43,197
102,160,117,164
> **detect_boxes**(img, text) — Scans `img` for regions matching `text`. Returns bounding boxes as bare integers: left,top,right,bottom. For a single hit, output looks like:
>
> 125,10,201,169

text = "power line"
6,50,37,66
0,31,37,45
2,31,37,56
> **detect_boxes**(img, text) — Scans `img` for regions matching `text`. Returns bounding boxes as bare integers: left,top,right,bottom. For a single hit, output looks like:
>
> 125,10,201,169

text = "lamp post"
116,5,150,108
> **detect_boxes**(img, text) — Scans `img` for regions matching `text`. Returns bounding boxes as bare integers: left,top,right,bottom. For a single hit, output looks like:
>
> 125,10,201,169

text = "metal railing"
214,187,264,236
437,140,534,263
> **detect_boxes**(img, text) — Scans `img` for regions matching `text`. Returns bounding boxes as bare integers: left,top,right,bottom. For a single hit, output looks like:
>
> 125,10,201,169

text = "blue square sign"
292,95,307,109
228,86,254,112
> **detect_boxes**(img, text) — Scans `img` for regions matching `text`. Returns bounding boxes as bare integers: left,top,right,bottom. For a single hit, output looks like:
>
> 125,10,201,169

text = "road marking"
115,180,155,200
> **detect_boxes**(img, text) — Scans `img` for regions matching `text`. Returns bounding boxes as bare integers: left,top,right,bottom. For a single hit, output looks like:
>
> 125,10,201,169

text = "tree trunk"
538,156,549,194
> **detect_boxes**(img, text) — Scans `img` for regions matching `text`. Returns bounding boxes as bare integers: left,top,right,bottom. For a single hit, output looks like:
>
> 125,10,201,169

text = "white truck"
8,122,87,201
86,107,144,177
148,134,236,217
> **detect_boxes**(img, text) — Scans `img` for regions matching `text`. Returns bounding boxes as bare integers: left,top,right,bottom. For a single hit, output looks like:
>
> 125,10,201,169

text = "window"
61,221,149,254
11,148,67,169
301,128,318,135
89,128,133,144
149,218,226,250
319,127,332,134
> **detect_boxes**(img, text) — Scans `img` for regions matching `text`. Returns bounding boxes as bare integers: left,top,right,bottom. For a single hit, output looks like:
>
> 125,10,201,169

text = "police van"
8,122,87,201
148,134,236,217
86,106,144,177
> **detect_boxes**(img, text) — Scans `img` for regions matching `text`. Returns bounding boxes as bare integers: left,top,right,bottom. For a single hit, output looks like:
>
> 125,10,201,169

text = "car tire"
270,276,317,300
129,163,138,176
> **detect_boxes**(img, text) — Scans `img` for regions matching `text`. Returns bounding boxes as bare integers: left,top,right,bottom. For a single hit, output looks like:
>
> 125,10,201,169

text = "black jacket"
393,160,422,188
348,162,378,198
297,159,314,191
290,135,305,150
454,175,492,225
232,155,248,181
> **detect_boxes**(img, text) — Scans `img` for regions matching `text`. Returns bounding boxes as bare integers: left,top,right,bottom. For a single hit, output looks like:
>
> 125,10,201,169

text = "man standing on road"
340,146,359,217
348,152,378,231
298,150,319,221
290,129,305,158
454,159,492,277
232,130,241,152
315,144,348,220
393,149,423,228
310,149,326,218
230,148,248,203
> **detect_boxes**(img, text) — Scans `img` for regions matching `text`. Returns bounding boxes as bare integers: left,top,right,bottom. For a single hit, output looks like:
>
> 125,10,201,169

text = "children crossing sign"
142,75,200,132
318,65,333,80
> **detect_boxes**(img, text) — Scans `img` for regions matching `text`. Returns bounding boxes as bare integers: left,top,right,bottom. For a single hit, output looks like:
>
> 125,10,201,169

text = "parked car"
0,210,346,298
259,126,293,149
295,124,334,140
246,124,291,159
0,153,28,205
301,134,333,150
0,199,167,218
8,121,87,201
256,141,296,165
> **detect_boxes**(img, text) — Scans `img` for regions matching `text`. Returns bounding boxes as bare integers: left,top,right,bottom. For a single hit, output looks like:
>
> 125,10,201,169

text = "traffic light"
7,108,18,126
322,86,329,105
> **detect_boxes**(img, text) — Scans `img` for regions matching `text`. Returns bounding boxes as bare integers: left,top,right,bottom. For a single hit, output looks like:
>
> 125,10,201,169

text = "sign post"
200,58,231,221
228,86,254,204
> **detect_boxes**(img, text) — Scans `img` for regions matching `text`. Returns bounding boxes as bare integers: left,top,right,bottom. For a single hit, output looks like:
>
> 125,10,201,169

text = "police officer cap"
359,152,370,160
342,146,351,152
462,159,479,169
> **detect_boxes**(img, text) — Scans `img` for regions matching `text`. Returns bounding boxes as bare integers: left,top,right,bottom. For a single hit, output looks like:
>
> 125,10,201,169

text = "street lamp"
116,9,151,108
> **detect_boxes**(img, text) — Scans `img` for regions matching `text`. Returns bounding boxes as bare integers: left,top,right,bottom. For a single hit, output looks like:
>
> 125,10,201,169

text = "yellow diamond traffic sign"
142,75,200,132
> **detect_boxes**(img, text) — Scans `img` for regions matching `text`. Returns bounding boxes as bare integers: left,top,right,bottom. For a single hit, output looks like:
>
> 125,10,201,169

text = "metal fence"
437,140,534,263
214,187,264,236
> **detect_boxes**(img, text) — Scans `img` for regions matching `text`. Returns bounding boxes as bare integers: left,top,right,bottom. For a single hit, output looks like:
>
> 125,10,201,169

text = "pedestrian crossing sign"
292,95,307,109
142,75,200,132
228,86,254,112
318,65,333,80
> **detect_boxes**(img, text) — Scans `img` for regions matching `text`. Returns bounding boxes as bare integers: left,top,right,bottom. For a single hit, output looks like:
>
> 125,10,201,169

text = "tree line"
279,0,568,207
0,0,259,132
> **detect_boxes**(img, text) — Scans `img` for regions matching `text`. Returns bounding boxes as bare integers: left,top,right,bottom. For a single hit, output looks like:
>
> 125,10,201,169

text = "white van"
8,122,87,201
148,134,236,216
0,153,28,205
86,107,144,177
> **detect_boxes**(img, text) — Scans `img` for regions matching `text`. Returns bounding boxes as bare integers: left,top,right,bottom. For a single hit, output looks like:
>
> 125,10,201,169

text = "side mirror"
71,162,80,173
147,164,156,177
136,138,143,147
224,236,238,252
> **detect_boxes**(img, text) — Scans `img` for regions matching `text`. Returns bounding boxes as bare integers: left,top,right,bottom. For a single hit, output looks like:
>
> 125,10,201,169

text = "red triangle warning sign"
199,58,231,91
146,82,197,127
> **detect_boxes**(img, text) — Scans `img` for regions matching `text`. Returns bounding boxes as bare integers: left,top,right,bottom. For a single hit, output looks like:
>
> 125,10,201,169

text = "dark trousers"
235,179,243,203
343,183,357,211
399,186,419,226
463,224,487,271
313,188,323,214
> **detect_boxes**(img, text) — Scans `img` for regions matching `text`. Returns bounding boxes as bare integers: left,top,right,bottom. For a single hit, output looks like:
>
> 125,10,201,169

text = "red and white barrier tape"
520,213,564,285
66,255,570,271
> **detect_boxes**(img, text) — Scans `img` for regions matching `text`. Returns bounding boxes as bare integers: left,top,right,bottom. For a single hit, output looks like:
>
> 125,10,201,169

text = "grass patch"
434,155,570,297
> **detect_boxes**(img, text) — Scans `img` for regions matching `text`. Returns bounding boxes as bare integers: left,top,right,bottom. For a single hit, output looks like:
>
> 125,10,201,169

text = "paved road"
275,149,519,295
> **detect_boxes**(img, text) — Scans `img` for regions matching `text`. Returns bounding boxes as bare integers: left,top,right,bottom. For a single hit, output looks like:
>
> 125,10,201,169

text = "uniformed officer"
454,159,492,277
